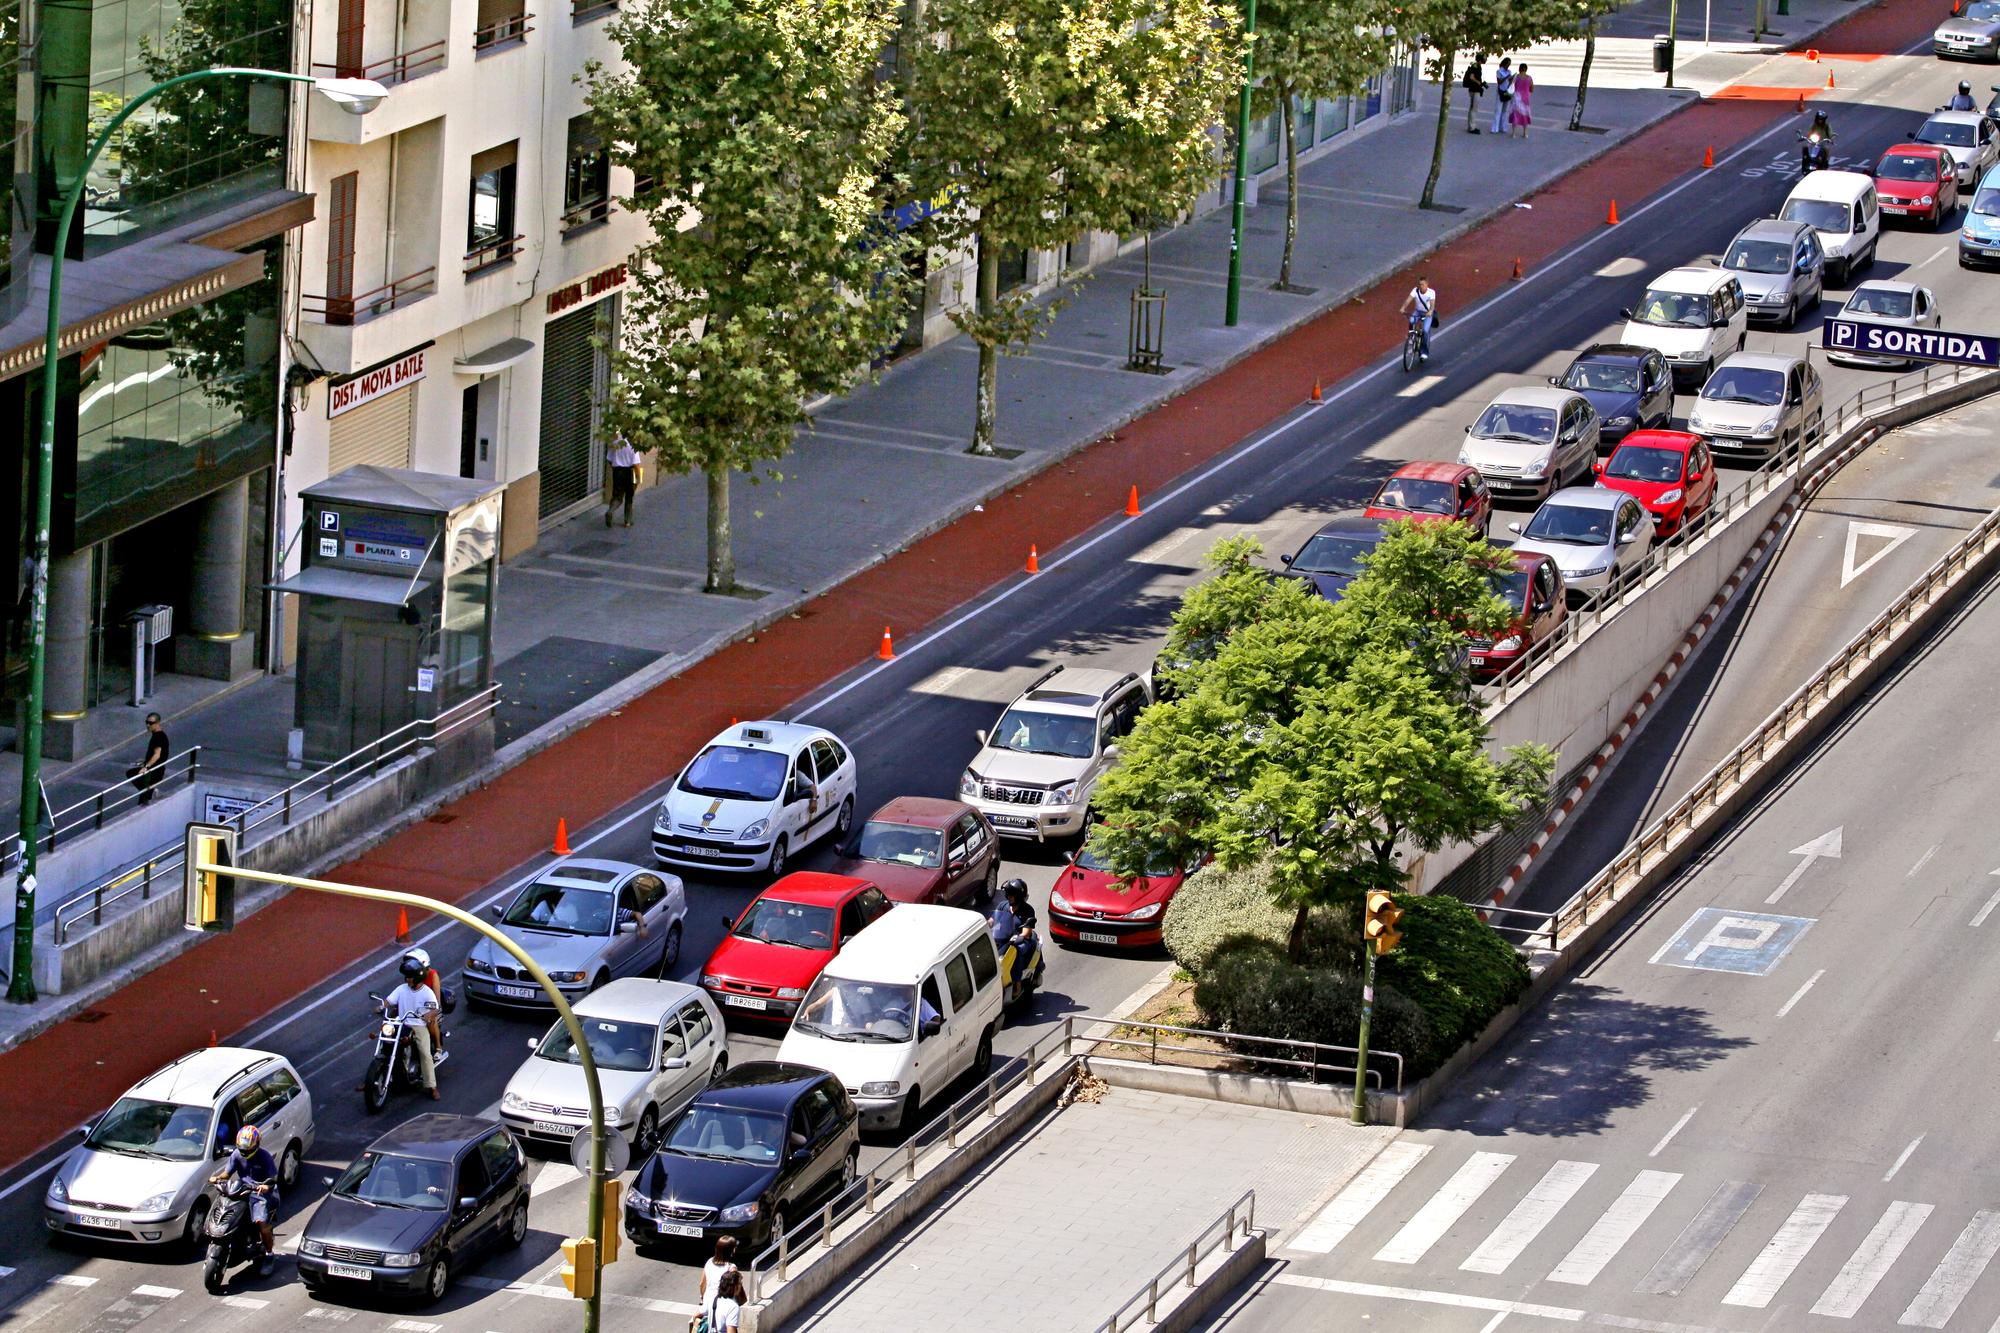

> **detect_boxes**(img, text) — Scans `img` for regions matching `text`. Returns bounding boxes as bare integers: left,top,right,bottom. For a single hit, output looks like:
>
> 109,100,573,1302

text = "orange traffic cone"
1796,93,1805,113
1806,47,1820,61
878,627,895,660
1125,485,1142,517
1826,70,1835,89
552,818,572,856
1606,199,1620,226
209,1028,218,1047
1703,145,1714,169
1511,257,1523,281
1310,377,1323,403
1026,545,1040,574
395,908,411,944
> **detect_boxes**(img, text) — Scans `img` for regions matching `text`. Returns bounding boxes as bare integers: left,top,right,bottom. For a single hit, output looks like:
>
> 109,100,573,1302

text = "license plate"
72,1212,120,1229
1883,203,1907,212
497,984,536,999
1080,931,1119,945
1710,437,1741,449
679,846,725,859
657,1222,704,1237
723,994,768,1010
327,1261,372,1280
533,1120,575,1136
989,814,1035,829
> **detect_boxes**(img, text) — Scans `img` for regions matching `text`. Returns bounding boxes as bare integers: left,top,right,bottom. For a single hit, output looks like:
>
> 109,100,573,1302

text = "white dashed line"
1776,970,1825,1018
221,1295,270,1309
1650,1106,1699,1157
1884,1135,1924,1183
131,1284,181,1298
48,1275,95,1288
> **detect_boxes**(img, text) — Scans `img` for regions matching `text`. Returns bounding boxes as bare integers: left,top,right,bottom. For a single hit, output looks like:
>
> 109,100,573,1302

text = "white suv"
45,1047,314,1250
959,666,1150,841
652,721,858,877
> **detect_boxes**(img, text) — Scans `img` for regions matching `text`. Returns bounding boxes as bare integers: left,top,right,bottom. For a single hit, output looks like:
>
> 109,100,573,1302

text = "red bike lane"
0,0,1942,1177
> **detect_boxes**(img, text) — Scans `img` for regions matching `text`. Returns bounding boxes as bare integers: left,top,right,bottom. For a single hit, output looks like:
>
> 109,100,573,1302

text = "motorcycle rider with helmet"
990,879,1040,992
383,956,442,1099
402,947,445,1054
208,1125,279,1275
1950,81,1978,112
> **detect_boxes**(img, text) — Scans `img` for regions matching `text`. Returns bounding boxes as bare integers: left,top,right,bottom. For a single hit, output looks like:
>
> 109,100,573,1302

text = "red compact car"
1364,461,1493,532
831,796,999,905
1594,429,1717,539
1874,144,1958,228
1048,843,1198,950
1470,552,1567,679
701,872,893,1023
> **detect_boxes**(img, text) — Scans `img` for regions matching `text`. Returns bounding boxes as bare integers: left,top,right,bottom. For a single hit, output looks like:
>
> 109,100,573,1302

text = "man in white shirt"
386,964,441,1099
605,435,640,528
1400,278,1439,362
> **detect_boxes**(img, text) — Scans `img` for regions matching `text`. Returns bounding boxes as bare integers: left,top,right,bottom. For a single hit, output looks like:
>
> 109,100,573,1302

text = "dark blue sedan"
1550,344,1675,448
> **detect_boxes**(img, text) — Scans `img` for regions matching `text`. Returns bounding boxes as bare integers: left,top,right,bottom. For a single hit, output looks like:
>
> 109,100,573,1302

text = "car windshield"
793,975,917,1043
1604,446,1685,483
332,1151,451,1209
665,1107,786,1164
1564,361,1641,393
1372,476,1455,514
1524,504,1613,546
1781,199,1852,233
85,1097,212,1160
503,882,614,935
1845,287,1915,319
1074,842,1178,878
1472,403,1557,443
678,745,789,802
1288,532,1383,576
1632,289,1712,327
1966,0,2000,17
1876,153,1938,182
1725,239,1793,274
855,820,943,868
536,1017,658,1073
1920,118,1975,149
1700,366,1785,406
1488,568,1532,612
1976,187,2000,217
733,897,836,949
990,706,1095,758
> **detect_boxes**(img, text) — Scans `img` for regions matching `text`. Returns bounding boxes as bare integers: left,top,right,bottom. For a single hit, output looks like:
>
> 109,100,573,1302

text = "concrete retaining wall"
1140,1229,1269,1333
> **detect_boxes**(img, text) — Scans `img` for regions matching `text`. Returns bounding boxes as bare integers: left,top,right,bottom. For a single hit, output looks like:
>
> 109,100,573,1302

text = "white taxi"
651,721,858,877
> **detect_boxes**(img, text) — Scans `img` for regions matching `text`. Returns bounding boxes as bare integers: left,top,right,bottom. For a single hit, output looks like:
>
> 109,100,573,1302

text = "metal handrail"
301,266,438,326
560,198,612,232
1092,1190,1258,1333
463,234,526,273
310,39,448,86
52,686,500,942
472,11,534,49
0,748,203,875
1479,903,1560,952
1081,1015,1401,1091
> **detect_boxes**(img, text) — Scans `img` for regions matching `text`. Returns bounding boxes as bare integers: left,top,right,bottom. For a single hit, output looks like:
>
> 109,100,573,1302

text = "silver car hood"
1462,435,1556,472
472,924,614,973
1935,17,2000,38
1731,269,1794,302
1689,397,1782,433
1509,533,1616,574
56,1146,205,1209
971,747,1091,788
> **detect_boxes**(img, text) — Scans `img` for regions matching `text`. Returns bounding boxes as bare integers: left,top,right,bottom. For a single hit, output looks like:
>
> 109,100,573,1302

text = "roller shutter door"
537,305,598,520
327,388,415,473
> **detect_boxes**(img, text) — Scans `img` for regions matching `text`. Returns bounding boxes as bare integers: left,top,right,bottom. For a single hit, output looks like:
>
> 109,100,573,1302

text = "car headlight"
1688,411,1708,432
1608,415,1635,428
654,806,673,832
47,1175,66,1204
383,1250,424,1268
701,973,722,988
626,1190,654,1212
719,1201,761,1225
465,956,493,975
777,987,804,1001
1048,781,1078,806
1521,457,1549,479
1050,888,1073,913
1757,414,1782,436
1920,195,1936,206
1458,448,1474,467
1490,635,1522,653
1570,563,1612,578
502,1090,528,1113
959,769,980,798
859,1081,902,1097
1127,902,1163,920
137,1191,176,1214
738,818,769,842
548,971,587,985
1656,488,1683,505
300,1238,325,1257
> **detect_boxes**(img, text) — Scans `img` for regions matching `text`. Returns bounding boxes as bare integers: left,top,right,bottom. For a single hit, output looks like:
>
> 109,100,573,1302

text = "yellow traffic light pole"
1354,890,1404,1126
188,851,614,1329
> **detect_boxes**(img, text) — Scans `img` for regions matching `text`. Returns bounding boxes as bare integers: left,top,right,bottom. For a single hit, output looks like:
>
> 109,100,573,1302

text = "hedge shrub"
1161,860,1349,975
1192,939,1440,1076
1377,893,1529,1057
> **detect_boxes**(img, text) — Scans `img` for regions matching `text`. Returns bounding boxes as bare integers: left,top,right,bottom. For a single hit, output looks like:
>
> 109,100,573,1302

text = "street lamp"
4,67,386,1006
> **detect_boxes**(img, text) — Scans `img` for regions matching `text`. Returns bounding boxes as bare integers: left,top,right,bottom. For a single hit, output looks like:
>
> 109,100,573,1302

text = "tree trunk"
1288,900,1309,964
1277,85,1300,290
703,463,734,594
1569,17,1597,132
1419,45,1455,210
969,232,1000,456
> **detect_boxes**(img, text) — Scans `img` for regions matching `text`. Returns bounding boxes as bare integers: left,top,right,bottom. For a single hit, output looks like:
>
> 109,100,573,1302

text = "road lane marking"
1907,846,1938,878
1462,1160,1599,1274
1767,828,1842,904
390,1322,442,1332
131,1285,181,1299
1129,526,1209,565
1650,1107,1699,1157
1637,1180,1763,1296
1901,1209,2000,1328
48,1276,95,1287
1841,519,1918,587
1776,970,1826,1018
1396,374,1444,398
531,1163,581,1197
1722,1192,1846,1308
1970,869,2000,926
1375,1151,1515,1264
1284,1140,1431,1254
1884,1135,1924,1182
1272,1274,1725,1331
302,1309,356,1321
1813,1200,1932,1319
1478,1314,1510,1333
221,1296,270,1310
1548,1170,1682,1286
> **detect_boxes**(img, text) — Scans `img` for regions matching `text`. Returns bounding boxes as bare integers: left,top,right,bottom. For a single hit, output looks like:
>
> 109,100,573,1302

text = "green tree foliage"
907,0,1243,454
587,0,919,593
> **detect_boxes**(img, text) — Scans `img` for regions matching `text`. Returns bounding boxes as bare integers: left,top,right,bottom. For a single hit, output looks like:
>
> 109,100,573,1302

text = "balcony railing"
472,11,534,51
560,197,612,234
572,0,616,18
463,234,525,275
301,266,438,326
310,38,448,88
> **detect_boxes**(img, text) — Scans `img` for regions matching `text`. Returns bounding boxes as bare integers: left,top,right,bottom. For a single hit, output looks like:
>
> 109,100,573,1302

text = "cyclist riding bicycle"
1400,277,1440,362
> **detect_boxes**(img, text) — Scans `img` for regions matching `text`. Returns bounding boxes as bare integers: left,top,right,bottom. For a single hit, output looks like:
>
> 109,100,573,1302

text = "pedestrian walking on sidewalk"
693,1236,738,1332
709,1271,746,1333
1510,64,1535,138
605,434,640,528
1490,57,1514,136
1462,57,1487,133
129,712,169,805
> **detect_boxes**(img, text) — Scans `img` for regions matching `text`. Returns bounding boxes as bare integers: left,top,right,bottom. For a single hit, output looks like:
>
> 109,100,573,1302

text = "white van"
1779,170,1880,284
1617,267,1747,386
777,905,1003,1135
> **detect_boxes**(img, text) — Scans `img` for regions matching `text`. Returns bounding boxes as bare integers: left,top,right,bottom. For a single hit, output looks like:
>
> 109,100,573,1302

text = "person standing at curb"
1462,57,1487,133
1490,57,1514,137
1511,63,1535,139
605,434,640,529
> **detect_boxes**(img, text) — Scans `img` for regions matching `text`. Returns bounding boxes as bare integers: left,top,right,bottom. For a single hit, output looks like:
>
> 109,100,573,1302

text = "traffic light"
1363,890,1403,956
182,823,239,933
600,1178,622,1264
560,1237,597,1299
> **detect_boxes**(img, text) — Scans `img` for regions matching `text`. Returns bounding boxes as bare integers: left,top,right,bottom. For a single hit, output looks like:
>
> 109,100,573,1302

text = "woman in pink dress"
1510,64,1534,138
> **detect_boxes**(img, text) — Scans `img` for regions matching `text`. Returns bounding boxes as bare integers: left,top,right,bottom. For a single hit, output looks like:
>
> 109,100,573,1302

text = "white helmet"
403,947,431,972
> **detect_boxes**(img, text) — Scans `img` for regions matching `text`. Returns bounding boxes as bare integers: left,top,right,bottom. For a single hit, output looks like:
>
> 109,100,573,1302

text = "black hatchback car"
1279,515,1392,603
297,1114,528,1305
624,1061,859,1254
1549,343,1675,447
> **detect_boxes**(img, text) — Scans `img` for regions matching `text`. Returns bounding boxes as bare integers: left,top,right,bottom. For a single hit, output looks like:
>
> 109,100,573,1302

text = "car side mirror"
526,1036,538,1050
1593,460,1606,476
1507,521,1523,534
619,918,639,935
1546,375,1561,387
1617,532,1638,546
489,904,504,920
215,1140,232,1159
721,913,736,933
974,728,988,747
662,1056,689,1071
921,1016,944,1038
1278,553,1293,565
322,1175,336,1187
1620,307,1634,319
1103,743,1120,761
76,1122,94,1142
790,1147,812,1164
947,859,966,874
458,1197,479,1212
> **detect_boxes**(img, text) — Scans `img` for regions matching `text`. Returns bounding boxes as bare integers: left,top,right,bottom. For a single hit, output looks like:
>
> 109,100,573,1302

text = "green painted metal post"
1664,0,1681,89
1350,945,1376,1126
1224,0,1258,328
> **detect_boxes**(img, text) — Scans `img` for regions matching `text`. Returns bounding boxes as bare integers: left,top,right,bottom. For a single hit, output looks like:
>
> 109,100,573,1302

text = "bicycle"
1401,310,1433,373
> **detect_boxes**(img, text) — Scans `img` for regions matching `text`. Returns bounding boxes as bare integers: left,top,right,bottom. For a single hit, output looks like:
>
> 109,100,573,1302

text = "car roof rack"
211,1055,274,1100
1025,665,1063,693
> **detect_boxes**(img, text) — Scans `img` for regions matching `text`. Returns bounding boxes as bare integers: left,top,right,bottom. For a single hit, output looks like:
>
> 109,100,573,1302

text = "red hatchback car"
1471,552,1567,679
831,796,1000,905
701,872,893,1023
1874,144,1959,228
1593,429,1717,538
1365,461,1493,532
1049,843,1197,950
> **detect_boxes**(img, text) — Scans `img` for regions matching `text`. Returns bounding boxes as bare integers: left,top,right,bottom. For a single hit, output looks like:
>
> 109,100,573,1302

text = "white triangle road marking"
1841,520,1917,588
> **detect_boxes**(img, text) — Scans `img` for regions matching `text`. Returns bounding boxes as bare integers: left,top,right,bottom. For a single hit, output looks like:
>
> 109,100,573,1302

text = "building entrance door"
339,620,421,756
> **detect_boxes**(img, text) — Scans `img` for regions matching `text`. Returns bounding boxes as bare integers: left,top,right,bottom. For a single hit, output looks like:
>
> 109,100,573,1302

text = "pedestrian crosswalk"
1285,1144,2000,1327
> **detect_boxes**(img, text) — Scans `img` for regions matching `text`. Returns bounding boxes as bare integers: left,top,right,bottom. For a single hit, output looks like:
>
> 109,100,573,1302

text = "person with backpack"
1490,57,1514,137
1462,57,1488,133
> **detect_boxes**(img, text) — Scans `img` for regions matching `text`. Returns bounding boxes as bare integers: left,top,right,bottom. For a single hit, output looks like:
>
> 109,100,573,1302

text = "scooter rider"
1950,81,1978,112
991,879,1030,990
209,1125,278,1275
384,958,441,1100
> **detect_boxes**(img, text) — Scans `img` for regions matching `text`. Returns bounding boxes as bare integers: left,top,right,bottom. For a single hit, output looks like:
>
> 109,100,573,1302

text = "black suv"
297,1114,528,1305
625,1061,859,1254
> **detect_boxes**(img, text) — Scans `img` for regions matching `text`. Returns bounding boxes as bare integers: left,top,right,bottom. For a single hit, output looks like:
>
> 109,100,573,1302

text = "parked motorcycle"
361,992,450,1113
201,1172,267,1294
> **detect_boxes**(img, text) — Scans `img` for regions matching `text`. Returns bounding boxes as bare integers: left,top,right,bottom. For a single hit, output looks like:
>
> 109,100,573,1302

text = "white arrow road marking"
1841,520,1917,587
1766,828,1842,904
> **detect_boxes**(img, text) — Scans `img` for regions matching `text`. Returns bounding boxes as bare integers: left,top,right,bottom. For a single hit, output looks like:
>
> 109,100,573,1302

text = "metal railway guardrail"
52,686,499,943
1092,1190,1258,1333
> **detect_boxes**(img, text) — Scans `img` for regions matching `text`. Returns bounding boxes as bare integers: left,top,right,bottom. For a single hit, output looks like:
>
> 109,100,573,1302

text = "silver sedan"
463,858,688,1008
1936,0,2000,61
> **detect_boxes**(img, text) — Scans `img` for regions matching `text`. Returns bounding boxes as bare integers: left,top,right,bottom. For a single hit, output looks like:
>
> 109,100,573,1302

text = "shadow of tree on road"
1421,981,1752,1139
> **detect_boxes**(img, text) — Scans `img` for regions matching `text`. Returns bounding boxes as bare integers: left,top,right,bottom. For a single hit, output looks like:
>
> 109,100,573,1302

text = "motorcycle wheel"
364,1056,389,1114
203,1247,226,1295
